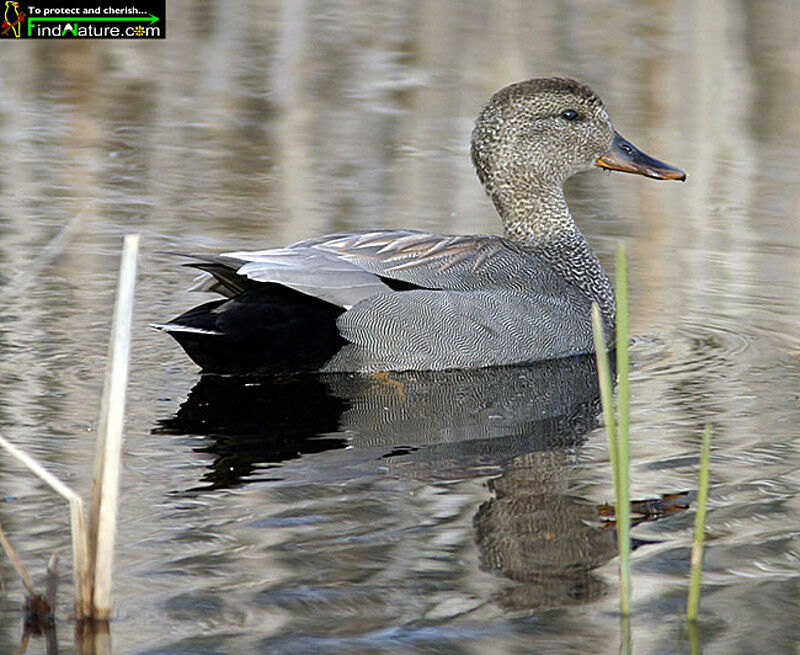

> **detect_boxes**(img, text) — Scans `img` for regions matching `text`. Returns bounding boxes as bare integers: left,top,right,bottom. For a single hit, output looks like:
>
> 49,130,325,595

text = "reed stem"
0,434,92,616
0,234,139,622
615,242,631,616
619,614,632,655
591,241,632,617
592,303,617,480
89,233,139,620
0,522,36,596
687,424,712,620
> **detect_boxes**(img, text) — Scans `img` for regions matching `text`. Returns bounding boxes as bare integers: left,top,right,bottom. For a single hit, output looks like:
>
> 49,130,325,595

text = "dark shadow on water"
155,375,350,490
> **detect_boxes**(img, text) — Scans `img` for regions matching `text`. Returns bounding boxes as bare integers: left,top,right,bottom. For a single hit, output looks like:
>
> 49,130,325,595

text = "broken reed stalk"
88,233,139,620
0,234,139,622
0,521,37,596
687,424,712,620
591,240,632,616
0,434,92,616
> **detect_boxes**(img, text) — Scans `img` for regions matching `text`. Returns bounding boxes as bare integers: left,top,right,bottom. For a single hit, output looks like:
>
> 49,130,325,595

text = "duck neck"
496,183,616,327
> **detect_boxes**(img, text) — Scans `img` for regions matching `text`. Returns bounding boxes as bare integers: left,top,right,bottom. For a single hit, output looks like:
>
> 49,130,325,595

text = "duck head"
471,77,685,198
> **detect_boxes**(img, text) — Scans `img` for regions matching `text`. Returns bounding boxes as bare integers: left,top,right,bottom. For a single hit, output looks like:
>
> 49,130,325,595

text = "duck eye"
560,109,581,121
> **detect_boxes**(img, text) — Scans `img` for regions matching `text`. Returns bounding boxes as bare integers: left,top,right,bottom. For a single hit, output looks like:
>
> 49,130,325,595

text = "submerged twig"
0,518,57,634
45,552,59,613
3,202,93,297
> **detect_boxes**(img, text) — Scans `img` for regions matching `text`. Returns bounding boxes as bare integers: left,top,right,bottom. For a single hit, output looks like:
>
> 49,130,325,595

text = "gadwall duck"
155,78,685,375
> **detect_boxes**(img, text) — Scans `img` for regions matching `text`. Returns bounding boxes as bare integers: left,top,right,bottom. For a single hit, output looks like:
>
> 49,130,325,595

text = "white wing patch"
149,323,222,335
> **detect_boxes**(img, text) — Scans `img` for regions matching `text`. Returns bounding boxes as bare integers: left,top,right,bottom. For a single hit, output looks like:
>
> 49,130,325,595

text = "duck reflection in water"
155,355,604,487
155,355,686,610
475,449,687,610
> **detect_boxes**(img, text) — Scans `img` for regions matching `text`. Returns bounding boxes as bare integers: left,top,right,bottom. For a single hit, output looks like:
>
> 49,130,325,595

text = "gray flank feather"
322,288,595,372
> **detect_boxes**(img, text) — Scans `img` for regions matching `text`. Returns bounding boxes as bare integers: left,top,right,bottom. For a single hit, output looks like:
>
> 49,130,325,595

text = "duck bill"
596,131,686,181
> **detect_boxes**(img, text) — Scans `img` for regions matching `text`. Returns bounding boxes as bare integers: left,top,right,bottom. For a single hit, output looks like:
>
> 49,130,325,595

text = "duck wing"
180,247,394,309
289,229,574,295
187,229,571,305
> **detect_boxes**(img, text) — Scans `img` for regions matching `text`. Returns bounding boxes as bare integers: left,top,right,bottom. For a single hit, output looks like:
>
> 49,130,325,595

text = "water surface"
1,2,800,653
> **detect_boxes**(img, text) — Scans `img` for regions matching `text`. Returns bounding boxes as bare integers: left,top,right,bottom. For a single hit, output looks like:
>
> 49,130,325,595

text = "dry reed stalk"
88,233,139,620
0,434,92,616
0,521,36,596
0,233,139,622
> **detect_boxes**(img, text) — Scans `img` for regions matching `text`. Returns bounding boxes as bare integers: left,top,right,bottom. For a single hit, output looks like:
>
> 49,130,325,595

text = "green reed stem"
592,303,630,615
620,614,632,655
591,241,632,617
687,617,701,655
592,302,618,489
615,242,631,615
687,424,712,620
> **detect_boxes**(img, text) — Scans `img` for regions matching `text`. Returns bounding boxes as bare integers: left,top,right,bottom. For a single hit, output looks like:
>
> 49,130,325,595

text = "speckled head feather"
490,77,602,108
471,77,614,198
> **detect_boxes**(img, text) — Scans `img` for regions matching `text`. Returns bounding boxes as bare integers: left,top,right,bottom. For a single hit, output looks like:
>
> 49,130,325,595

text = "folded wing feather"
184,230,579,322
220,246,393,309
